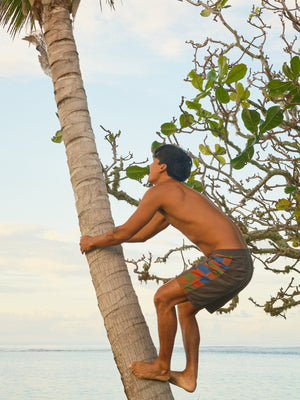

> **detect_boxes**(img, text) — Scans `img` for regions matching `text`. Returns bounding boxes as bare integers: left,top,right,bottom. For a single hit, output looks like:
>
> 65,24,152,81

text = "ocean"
0,345,299,400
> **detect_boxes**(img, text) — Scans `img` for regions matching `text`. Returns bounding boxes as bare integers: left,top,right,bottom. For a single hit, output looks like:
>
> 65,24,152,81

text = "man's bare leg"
169,302,200,392
130,279,187,382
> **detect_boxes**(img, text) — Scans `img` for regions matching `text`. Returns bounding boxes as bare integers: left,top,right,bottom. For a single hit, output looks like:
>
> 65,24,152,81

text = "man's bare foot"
169,370,197,392
130,360,170,382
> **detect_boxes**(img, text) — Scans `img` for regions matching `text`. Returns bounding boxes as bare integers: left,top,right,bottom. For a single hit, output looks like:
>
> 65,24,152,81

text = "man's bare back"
146,179,247,256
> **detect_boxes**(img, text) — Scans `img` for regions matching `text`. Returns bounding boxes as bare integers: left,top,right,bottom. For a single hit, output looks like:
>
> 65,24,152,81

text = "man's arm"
80,187,164,253
126,212,169,243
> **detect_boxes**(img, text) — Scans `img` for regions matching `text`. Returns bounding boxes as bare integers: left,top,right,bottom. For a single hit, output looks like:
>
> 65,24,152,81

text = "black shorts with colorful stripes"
176,249,253,313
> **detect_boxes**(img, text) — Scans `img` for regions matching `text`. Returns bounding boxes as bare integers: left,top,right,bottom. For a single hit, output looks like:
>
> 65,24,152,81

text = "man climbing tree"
80,144,253,392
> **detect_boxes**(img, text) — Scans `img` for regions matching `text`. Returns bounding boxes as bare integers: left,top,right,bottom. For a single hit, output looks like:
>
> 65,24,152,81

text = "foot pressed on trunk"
130,360,170,382
169,370,197,392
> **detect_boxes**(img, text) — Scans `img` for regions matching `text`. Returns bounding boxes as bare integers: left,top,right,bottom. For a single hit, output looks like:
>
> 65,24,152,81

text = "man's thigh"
155,278,192,308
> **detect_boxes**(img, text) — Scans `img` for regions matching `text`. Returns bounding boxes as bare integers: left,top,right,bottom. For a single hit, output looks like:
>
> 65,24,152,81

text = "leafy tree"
0,1,175,399
103,0,300,318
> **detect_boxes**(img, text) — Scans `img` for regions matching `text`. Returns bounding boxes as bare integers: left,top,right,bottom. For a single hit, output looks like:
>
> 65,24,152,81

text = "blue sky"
0,0,299,346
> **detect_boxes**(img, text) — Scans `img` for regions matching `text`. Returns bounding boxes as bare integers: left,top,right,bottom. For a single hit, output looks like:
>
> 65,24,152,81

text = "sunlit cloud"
42,228,80,243
0,311,105,345
0,223,83,279
0,222,40,236
0,31,42,78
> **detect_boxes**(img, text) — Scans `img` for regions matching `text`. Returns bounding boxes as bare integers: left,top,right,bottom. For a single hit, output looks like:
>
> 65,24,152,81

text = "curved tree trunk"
41,1,174,399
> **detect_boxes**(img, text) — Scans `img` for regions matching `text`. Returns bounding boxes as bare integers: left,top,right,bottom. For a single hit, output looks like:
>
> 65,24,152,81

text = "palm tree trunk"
40,1,174,399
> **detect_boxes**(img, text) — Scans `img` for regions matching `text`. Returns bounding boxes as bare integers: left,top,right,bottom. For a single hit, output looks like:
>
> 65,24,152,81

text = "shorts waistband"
210,249,250,257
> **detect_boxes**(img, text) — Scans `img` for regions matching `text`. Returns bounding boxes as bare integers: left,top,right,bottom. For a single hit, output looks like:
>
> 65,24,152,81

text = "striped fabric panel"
178,254,232,293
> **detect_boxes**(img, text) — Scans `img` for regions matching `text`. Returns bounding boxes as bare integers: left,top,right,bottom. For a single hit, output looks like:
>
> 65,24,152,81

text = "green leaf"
225,64,247,84
291,89,300,105
291,56,300,76
186,178,203,193
179,113,195,128
230,143,255,170
208,120,219,129
216,155,226,165
192,180,203,192
291,237,300,247
267,79,293,97
215,144,226,155
230,92,238,102
214,0,230,9
207,69,217,82
294,211,300,222
236,82,244,98
51,130,63,143
200,8,211,17
215,87,230,103
161,122,178,136
199,144,212,155
218,56,228,80
285,186,297,194
204,80,213,91
241,89,250,100
230,152,249,170
241,101,250,108
195,90,211,101
126,165,150,180
186,100,202,113
275,198,292,210
193,158,200,168
208,120,222,137
259,106,283,134
189,70,203,91
186,175,203,193
151,141,163,153
282,62,294,80
242,109,260,133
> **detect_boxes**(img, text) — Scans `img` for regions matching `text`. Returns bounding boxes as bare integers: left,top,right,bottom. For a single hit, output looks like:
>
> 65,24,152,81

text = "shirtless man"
80,144,253,393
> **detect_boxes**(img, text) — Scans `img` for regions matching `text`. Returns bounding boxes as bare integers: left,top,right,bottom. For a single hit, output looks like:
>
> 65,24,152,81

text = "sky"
0,0,299,347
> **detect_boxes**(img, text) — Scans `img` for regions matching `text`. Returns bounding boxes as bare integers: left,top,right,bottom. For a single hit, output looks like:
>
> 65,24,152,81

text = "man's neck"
154,175,177,186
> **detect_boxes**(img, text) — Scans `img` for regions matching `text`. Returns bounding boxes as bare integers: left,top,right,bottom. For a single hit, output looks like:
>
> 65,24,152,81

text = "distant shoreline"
1,344,299,353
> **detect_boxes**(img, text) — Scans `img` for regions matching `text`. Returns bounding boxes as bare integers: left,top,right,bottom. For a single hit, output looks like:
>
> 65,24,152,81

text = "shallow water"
0,345,299,400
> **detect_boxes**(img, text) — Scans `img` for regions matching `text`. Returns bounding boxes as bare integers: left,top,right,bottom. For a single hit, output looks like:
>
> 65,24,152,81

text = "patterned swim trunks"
176,249,253,313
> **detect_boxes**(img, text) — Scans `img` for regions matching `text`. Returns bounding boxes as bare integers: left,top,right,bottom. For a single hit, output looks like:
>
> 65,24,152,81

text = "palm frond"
0,0,118,38
70,0,80,18
0,0,35,38
99,0,116,11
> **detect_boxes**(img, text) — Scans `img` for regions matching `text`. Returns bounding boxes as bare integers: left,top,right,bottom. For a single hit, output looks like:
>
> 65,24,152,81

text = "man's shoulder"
144,181,185,202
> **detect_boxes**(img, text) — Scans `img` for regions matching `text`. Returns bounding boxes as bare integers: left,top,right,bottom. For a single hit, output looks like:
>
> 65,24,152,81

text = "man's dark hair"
154,144,192,182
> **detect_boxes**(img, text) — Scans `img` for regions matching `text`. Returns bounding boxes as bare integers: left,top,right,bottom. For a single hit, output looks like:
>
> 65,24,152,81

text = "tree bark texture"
40,1,174,399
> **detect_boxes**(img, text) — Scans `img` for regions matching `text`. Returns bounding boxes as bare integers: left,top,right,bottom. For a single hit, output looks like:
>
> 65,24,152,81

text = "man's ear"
159,163,167,173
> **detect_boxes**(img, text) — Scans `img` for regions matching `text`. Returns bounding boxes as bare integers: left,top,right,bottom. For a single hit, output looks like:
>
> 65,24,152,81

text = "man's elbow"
126,234,147,243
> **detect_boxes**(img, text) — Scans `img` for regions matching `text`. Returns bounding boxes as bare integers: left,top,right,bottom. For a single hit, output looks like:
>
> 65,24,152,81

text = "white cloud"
0,222,79,242
1,0,297,79
3,255,81,275
0,223,83,279
76,0,188,53
0,222,39,236
72,0,205,78
0,311,106,345
42,228,80,243
0,30,42,78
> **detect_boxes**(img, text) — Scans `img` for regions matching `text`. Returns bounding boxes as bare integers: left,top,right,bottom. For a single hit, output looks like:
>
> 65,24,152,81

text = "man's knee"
153,286,169,309
177,302,199,319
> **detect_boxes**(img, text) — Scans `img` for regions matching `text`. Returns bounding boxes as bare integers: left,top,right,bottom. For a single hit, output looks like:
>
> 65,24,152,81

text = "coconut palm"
0,1,174,399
